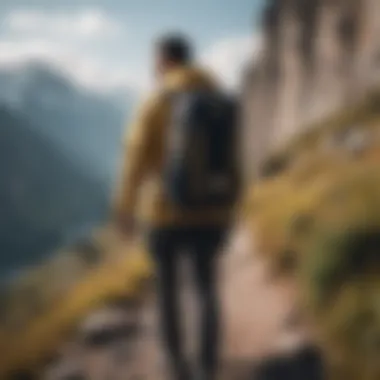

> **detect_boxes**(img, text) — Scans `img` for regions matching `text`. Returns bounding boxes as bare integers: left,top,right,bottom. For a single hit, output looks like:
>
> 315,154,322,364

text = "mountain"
0,63,135,280
0,106,111,279
0,62,133,184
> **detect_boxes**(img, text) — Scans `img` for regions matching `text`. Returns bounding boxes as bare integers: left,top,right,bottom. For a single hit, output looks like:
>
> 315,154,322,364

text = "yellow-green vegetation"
246,90,380,379
2,255,91,335
0,230,153,378
296,169,380,380
245,88,380,274
0,229,109,338
261,90,380,179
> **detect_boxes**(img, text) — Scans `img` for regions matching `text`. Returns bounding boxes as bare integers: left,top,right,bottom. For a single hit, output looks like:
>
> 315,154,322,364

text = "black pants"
148,226,228,380
254,345,324,380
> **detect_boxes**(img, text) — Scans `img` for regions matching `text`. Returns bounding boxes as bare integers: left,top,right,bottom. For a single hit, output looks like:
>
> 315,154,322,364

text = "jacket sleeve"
113,95,161,218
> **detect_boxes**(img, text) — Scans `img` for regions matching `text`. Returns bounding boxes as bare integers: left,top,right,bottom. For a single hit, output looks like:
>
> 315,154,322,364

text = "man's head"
154,32,193,79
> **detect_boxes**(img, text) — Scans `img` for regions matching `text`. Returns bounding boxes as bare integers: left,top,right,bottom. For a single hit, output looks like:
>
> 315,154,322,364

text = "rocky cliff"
242,0,380,180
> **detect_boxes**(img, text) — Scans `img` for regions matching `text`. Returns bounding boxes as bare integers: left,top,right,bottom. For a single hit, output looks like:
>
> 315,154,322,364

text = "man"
114,33,239,380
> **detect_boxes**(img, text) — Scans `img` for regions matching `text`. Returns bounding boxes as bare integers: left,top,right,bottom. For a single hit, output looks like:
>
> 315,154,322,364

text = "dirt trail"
43,227,306,380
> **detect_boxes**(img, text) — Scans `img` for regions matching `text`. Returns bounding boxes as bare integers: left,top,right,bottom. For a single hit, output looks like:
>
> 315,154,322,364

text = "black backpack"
165,90,240,210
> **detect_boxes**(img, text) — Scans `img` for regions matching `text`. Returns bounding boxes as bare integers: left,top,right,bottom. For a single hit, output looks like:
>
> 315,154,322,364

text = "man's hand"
115,213,136,239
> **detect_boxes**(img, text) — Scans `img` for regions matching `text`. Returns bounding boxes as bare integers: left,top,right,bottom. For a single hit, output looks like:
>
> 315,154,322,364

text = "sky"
0,0,264,94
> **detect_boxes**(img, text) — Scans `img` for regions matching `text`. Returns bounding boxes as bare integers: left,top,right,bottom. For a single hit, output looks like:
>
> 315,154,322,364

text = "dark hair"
156,33,193,64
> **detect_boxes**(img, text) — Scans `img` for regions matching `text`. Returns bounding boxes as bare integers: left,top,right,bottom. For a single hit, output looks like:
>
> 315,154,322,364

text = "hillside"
0,62,131,183
0,106,108,279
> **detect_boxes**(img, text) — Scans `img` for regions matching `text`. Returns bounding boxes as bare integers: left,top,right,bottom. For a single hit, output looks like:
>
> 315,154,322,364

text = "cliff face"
242,0,380,179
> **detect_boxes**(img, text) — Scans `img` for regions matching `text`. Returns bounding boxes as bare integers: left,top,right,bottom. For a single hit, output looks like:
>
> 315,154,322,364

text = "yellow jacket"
114,65,237,227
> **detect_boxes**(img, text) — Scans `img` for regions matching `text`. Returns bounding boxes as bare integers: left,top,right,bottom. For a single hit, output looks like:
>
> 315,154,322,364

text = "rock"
242,0,380,181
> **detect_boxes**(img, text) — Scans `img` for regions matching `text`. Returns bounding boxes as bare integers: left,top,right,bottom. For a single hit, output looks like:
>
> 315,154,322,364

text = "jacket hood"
163,65,217,91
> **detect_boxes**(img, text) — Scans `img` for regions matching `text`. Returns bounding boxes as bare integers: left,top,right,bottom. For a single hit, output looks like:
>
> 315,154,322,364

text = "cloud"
201,35,262,91
0,38,135,92
4,9,122,40
0,9,137,93
0,10,261,95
